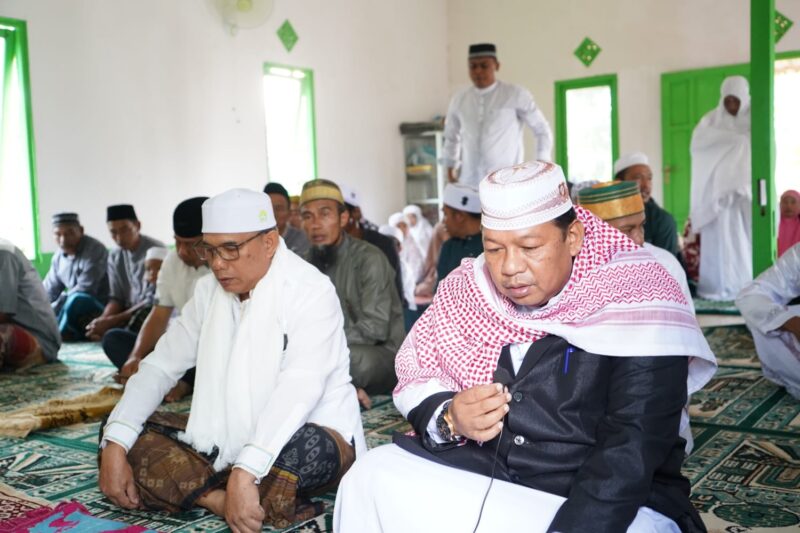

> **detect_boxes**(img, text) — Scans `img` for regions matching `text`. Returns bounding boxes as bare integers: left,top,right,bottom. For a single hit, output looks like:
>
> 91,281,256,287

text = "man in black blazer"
334,161,717,533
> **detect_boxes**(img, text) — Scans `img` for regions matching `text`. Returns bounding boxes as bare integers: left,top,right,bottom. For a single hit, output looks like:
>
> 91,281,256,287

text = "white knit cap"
480,161,572,231
613,152,649,176
202,188,276,233
443,183,481,214
339,184,360,207
144,247,168,262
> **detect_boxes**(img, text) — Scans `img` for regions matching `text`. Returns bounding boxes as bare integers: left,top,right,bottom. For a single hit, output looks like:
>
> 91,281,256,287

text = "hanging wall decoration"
277,19,299,51
775,11,793,43
574,37,601,67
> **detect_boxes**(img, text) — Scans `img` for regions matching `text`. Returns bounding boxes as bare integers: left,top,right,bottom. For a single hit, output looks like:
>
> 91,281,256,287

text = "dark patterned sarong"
98,412,354,528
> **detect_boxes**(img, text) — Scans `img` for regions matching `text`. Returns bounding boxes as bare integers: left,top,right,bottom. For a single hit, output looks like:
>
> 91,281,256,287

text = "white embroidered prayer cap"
443,183,481,214
613,152,650,176
480,160,572,231
202,188,276,233
339,183,360,207
144,247,168,262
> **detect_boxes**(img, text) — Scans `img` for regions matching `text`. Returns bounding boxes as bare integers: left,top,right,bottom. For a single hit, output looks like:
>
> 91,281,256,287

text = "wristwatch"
436,400,458,441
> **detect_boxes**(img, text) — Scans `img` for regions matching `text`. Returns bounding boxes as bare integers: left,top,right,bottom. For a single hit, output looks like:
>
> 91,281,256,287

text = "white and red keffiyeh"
394,207,716,415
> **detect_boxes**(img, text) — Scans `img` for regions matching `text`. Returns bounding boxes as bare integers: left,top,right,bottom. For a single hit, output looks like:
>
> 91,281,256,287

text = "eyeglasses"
193,231,267,262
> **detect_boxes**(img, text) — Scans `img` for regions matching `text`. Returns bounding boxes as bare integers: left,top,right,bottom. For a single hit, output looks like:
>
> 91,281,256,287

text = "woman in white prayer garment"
690,75,752,301
737,243,800,399
402,204,433,258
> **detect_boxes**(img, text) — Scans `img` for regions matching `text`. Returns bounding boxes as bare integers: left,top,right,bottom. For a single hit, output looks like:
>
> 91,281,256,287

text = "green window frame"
554,74,619,181
262,62,318,193
0,17,40,262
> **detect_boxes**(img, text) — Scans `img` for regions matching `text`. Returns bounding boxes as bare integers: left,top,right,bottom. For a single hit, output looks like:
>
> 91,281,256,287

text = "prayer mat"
2,338,798,531
0,386,122,438
694,298,741,315
0,500,160,532
0,481,51,529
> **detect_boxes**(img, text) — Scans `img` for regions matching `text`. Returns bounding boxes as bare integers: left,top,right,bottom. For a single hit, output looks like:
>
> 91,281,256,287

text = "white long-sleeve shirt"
441,80,553,186
737,243,800,335
102,263,366,480
736,243,800,398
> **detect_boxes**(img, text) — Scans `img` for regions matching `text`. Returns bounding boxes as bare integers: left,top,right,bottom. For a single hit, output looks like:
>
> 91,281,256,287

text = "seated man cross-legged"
43,212,109,340
99,189,365,532
335,161,717,533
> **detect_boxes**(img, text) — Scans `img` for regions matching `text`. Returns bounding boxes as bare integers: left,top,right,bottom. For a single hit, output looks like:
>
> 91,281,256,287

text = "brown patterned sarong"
98,412,355,528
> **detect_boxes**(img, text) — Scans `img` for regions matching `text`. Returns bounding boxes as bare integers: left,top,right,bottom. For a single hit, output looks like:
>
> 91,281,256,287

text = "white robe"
334,444,680,533
736,243,800,399
441,80,553,186
690,76,752,301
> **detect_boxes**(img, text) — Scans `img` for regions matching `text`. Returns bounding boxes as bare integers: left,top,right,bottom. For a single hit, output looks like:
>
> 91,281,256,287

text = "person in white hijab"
403,204,434,258
388,213,425,316
98,188,365,532
690,75,752,301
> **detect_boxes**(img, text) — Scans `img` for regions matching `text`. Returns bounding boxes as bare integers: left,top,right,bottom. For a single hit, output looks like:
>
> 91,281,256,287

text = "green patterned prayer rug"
1,331,798,531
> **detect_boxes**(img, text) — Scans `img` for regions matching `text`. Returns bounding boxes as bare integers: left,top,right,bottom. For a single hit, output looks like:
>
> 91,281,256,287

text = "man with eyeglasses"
300,179,404,410
85,204,164,341
107,197,210,403
98,188,365,532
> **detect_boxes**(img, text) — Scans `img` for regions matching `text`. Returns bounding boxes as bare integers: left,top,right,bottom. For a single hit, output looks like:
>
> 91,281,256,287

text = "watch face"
437,402,453,441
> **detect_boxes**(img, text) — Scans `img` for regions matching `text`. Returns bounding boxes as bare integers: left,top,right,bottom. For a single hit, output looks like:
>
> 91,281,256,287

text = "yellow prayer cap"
299,179,345,207
577,181,644,221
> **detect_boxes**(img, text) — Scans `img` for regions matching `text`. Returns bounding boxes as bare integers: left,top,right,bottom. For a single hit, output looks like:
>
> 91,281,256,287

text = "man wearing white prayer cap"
441,43,554,187
437,183,483,281
99,188,365,532
335,161,716,533
614,151,681,260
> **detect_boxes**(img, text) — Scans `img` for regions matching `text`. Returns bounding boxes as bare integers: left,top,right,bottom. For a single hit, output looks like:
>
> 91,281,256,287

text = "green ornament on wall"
277,19,299,52
775,11,793,43
574,37,601,67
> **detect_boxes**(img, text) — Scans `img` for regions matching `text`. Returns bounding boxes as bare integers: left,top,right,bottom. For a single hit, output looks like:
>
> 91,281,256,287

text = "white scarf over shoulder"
179,242,288,470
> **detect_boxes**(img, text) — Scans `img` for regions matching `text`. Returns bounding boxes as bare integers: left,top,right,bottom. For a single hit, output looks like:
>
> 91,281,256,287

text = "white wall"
0,0,448,252
445,0,800,203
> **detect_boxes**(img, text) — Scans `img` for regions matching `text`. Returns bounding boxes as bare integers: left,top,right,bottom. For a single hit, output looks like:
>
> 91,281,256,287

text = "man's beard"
309,244,338,272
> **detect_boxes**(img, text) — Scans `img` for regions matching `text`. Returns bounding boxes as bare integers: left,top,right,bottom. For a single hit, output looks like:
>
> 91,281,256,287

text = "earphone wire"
471,419,505,533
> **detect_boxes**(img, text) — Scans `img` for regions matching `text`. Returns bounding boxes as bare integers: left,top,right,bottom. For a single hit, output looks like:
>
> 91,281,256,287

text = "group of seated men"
1,162,719,532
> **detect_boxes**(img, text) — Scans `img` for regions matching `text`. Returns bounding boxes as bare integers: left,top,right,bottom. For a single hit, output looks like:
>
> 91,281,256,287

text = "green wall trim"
0,17,41,263
554,73,619,179
751,0,777,275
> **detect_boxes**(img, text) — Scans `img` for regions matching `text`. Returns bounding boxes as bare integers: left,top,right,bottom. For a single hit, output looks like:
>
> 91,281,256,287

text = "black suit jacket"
398,335,705,533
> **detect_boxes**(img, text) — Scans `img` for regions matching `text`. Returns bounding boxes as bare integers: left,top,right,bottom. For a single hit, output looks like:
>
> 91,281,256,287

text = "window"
554,75,619,184
262,63,317,194
0,17,39,259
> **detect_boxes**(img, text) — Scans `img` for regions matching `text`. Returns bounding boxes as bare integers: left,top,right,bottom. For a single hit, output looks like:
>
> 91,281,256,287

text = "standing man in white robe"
737,243,800,399
690,76,752,300
441,43,553,186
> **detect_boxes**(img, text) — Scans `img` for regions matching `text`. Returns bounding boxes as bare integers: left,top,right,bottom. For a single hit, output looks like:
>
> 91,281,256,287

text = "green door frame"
750,0,776,276
554,74,619,179
0,17,41,264
262,62,318,180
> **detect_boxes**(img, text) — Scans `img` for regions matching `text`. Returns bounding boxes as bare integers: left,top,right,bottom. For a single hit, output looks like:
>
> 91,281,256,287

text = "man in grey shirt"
86,204,164,342
43,212,109,340
0,239,61,368
264,182,310,256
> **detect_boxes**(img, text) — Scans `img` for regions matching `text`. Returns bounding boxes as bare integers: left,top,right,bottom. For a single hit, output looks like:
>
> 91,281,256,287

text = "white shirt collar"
474,81,499,96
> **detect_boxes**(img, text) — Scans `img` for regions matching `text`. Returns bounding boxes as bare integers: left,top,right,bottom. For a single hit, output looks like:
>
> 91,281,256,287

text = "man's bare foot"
165,380,192,402
356,387,372,410
196,489,226,517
